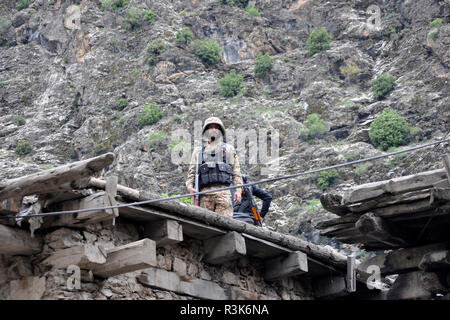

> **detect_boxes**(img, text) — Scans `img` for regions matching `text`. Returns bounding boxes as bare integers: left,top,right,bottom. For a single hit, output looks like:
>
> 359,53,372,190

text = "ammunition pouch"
199,161,232,188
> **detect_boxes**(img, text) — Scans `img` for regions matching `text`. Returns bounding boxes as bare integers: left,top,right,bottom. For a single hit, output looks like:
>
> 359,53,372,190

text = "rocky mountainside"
0,0,449,257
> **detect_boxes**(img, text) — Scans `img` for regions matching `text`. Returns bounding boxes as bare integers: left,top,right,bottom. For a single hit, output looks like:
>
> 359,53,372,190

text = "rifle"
242,185,262,227
194,152,200,206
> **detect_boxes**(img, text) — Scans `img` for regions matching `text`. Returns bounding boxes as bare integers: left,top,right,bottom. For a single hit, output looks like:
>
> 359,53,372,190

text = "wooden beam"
42,244,107,269
43,192,118,228
386,271,447,300
264,251,308,281
430,188,450,204
355,212,410,247
92,238,157,278
89,177,139,199
319,193,350,216
346,255,356,293
433,179,450,189
0,153,114,201
0,197,22,215
443,155,450,184
357,242,450,276
0,224,43,256
343,168,447,204
203,231,246,265
313,276,348,299
419,250,450,271
143,219,183,246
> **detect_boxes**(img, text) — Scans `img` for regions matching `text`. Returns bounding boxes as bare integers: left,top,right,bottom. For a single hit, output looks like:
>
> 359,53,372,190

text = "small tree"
306,27,332,56
147,38,168,66
15,141,32,155
254,52,274,77
138,102,162,127
371,73,396,100
175,28,194,47
191,39,222,67
299,113,327,140
369,108,410,151
219,69,245,97
16,0,31,11
116,98,127,110
316,169,339,191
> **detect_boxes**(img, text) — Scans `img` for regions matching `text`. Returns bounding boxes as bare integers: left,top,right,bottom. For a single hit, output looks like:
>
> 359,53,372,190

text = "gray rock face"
0,0,449,254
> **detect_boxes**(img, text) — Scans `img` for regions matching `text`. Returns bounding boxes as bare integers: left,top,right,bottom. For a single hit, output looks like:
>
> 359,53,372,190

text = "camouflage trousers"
199,185,233,218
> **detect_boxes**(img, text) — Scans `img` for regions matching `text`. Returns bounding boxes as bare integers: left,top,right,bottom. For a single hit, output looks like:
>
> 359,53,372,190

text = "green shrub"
218,69,245,97
340,63,361,80
306,27,332,56
16,0,31,11
254,52,274,77
142,9,157,23
148,131,166,148
244,6,260,17
191,39,222,67
13,115,26,126
369,108,410,151
93,141,110,156
147,38,168,66
304,199,322,214
429,18,443,28
429,31,439,40
371,73,396,100
316,169,339,191
175,28,194,47
138,102,162,127
15,141,32,155
117,98,127,110
161,193,193,205
111,0,128,10
355,163,370,177
299,113,327,140
0,18,11,38
123,8,157,30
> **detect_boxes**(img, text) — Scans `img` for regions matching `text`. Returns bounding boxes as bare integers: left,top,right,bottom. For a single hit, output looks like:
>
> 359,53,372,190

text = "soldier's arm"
185,148,200,191
252,185,272,218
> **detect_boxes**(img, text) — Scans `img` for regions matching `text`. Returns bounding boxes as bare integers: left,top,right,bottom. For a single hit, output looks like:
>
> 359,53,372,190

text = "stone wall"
0,218,314,300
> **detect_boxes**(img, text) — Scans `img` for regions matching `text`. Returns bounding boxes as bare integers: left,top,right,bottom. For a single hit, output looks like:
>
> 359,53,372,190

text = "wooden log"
357,242,450,276
373,198,435,217
347,190,431,214
0,224,43,256
433,179,450,189
386,271,447,300
430,188,450,204
89,177,139,199
312,276,348,299
0,197,22,215
43,192,118,228
264,251,308,281
143,219,183,246
443,155,450,184
319,193,350,216
419,250,450,271
343,168,447,205
346,255,356,293
203,231,246,265
355,213,410,247
0,153,114,201
315,214,359,229
42,244,107,269
92,238,157,278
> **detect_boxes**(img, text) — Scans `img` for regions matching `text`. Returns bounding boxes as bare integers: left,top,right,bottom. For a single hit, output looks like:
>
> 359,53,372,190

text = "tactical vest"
198,142,233,188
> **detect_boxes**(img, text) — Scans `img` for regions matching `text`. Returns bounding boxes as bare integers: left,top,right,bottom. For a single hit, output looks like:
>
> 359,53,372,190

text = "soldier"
233,174,273,226
186,117,243,218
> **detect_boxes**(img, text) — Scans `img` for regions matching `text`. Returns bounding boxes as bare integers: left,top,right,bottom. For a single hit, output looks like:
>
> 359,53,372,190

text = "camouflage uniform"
186,118,243,218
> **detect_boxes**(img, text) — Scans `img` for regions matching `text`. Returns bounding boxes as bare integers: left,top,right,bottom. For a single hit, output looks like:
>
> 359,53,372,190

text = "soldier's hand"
188,187,198,194
234,191,241,205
